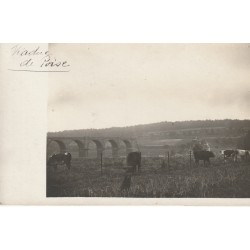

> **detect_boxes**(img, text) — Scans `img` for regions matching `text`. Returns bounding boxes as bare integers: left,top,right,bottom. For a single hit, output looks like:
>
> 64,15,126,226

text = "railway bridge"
47,136,138,158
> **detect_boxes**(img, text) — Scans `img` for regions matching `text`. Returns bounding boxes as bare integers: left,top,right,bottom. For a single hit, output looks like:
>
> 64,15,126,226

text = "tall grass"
47,155,250,198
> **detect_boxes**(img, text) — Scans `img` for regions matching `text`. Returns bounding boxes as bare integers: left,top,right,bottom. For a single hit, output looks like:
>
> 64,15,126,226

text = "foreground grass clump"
47,157,250,198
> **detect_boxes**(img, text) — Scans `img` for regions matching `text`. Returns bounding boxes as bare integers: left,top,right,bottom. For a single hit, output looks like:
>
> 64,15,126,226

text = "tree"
243,131,250,149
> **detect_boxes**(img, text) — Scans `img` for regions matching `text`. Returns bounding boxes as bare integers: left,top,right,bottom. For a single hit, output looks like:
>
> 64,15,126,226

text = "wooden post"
189,150,192,167
162,159,165,168
167,151,170,167
162,157,166,169
100,152,103,175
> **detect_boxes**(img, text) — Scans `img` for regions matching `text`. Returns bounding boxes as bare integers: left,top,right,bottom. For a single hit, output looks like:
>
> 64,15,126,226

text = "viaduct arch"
47,136,137,158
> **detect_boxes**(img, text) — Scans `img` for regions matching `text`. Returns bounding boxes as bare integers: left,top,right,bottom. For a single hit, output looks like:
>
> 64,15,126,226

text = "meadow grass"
47,155,250,198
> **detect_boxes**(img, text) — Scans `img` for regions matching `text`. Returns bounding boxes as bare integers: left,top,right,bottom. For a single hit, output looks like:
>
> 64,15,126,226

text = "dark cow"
193,150,215,165
127,152,141,172
47,152,72,170
220,149,236,162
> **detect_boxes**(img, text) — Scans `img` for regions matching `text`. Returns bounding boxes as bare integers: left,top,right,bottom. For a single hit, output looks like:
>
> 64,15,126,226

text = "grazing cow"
193,150,215,165
47,152,72,170
127,152,141,172
220,149,236,162
234,149,250,161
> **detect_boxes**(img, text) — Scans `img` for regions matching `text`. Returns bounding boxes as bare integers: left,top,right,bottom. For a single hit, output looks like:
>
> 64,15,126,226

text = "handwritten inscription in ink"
10,44,70,72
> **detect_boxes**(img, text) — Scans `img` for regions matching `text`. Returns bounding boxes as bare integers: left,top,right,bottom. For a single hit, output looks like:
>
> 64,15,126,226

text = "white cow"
234,149,250,161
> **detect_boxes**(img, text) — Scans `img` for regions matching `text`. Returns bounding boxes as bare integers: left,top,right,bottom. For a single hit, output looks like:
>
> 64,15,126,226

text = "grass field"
46,152,250,198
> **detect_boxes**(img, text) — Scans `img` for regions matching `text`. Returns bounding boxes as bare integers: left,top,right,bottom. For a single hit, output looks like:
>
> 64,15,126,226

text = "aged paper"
1,43,250,205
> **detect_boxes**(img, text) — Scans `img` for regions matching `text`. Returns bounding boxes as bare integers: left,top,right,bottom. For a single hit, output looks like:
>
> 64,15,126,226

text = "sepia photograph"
2,2,250,250
46,44,250,198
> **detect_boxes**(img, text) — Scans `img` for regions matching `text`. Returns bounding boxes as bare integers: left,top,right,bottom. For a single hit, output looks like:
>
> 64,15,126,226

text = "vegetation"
48,119,250,138
244,131,250,149
47,154,250,198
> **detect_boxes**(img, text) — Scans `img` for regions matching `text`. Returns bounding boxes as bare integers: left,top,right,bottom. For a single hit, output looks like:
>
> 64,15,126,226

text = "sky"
48,44,250,132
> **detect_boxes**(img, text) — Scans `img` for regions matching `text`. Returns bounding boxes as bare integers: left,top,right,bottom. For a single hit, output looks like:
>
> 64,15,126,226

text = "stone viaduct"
47,136,138,158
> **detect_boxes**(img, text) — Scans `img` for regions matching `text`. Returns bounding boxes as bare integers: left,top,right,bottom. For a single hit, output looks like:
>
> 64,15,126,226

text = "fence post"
167,151,170,168
161,158,165,169
189,150,192,167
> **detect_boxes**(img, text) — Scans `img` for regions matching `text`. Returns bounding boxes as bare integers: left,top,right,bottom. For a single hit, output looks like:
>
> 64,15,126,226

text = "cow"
47,152,72,170
234,149,250,161
126,152,141,172
193,150,215,166
220,149,237,163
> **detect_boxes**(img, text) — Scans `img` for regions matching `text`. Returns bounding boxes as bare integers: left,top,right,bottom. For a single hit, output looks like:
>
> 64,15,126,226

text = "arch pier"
47,136,137,159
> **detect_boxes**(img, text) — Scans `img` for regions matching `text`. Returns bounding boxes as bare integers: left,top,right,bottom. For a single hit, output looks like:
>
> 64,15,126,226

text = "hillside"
48,119,250,138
